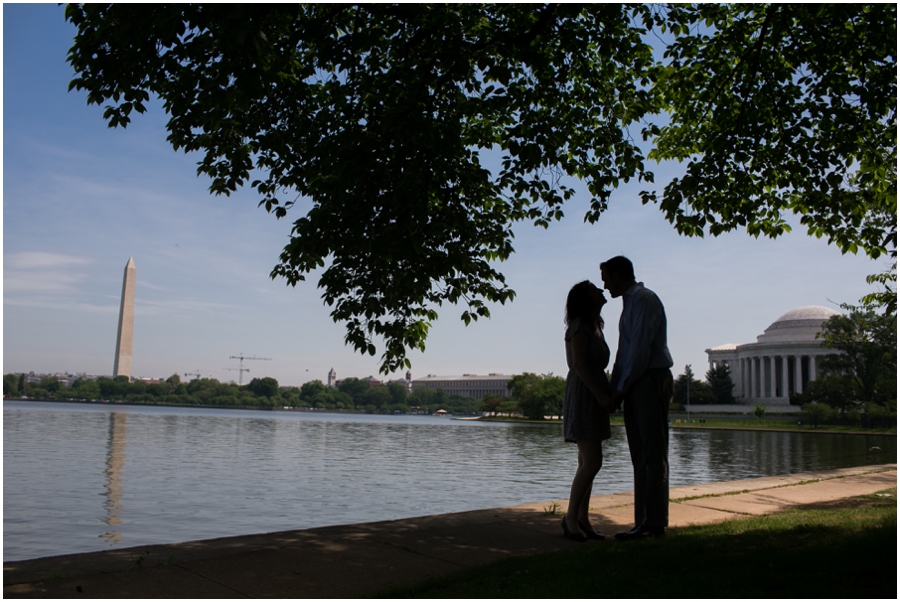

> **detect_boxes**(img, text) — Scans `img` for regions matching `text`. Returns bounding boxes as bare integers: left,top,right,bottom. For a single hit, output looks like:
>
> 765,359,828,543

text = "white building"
411,374,514,399
705,306,840,405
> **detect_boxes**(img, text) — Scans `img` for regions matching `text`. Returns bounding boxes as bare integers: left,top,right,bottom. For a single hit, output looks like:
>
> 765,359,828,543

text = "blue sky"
2,5,886,387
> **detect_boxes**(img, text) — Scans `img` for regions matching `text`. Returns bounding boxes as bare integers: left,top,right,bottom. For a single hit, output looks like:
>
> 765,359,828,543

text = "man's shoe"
614,526,638,540
615,526,665,541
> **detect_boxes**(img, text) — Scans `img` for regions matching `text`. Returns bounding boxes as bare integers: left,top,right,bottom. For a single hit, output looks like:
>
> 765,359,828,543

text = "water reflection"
2,401,895,563
100,411,127,545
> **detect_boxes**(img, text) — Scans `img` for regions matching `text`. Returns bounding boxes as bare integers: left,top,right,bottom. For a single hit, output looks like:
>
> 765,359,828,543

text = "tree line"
2,374,482,415
3,370,566,418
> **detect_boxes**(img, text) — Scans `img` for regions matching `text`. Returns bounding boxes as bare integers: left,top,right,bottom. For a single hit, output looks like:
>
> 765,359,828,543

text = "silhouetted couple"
561,256,674,542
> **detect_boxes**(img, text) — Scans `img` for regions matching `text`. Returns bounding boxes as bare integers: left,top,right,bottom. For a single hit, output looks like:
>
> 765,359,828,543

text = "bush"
799,374,859,410
863,401,897,428
802,403,836,428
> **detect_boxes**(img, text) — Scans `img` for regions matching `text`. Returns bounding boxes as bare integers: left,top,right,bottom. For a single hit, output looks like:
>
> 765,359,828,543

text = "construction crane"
184,370,202,381
228,353,272,386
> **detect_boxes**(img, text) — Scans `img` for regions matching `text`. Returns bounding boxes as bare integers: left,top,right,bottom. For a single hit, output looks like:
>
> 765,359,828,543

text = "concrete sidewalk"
4,464,896,599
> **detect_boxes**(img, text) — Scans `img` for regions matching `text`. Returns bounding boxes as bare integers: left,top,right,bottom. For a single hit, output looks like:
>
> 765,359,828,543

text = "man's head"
600,256,636,298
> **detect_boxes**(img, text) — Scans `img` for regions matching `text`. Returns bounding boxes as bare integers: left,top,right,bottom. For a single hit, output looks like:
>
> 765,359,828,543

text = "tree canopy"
65,4,897,371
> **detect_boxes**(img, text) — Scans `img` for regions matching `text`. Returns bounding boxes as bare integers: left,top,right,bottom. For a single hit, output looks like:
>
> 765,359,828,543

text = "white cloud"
3,252,95,295
3,297,118,314
4,251,93,271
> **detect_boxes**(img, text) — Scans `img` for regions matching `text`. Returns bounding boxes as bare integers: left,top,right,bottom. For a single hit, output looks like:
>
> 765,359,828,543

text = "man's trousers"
623,368,673,529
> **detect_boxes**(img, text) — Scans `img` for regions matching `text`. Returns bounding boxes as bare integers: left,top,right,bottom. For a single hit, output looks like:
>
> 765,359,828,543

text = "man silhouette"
600,256,674,539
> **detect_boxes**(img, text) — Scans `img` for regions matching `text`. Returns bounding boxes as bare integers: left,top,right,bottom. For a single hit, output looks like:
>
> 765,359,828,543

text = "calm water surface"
4,400,895,561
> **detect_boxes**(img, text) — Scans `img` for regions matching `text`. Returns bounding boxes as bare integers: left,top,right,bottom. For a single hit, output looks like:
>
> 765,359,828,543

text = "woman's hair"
565,280,604,329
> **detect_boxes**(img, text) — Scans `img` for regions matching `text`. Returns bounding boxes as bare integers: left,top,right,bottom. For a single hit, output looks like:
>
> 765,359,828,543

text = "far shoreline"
5,397,896,436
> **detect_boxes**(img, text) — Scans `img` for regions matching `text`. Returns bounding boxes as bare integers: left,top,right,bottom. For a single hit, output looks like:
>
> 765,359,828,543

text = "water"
3,400,895,562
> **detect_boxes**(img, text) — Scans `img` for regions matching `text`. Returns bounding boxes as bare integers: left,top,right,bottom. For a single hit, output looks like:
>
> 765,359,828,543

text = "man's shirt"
612,282,674,394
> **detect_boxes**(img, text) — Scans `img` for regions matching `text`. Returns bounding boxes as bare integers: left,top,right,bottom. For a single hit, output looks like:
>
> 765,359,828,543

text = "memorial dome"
757,305,840,343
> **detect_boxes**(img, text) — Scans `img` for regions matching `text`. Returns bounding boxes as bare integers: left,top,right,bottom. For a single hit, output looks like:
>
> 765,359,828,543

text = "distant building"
705,306,840,405
23,372,91,387
329,370,384,388
385,370,413,394
411,374,514,399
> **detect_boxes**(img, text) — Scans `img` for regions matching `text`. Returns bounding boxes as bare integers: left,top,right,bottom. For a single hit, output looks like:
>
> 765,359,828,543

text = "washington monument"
113,257,136,379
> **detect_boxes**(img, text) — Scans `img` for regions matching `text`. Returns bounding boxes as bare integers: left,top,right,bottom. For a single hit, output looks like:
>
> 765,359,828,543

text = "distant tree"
673,366,714,406
479,395,504,416
146,383,166,397
98,376,129,398
705,364,735,404
388,382,409,406
817,304,897,404
40,377,62,394
338,378,370,401
300,380,326,399
443,395,480,415
4,374,20,397
362,386,392,410
508,373,563,420
165,373,182,393
507,373,540,399
280,387,302,406
799,374,860,411
246,377,279,398
408,387,449,411
311,388,336,409
70,378,100,400
497,399,521,416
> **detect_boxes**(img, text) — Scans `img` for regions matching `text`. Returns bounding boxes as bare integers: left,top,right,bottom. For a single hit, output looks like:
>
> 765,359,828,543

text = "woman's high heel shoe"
578,521,606,540
561,517,587,542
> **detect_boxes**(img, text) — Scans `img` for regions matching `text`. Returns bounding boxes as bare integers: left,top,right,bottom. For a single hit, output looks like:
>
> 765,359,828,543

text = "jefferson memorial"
705,306,840,405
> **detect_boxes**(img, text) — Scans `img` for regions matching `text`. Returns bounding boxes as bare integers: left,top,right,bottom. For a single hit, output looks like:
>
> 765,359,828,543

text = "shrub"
802,403,836,428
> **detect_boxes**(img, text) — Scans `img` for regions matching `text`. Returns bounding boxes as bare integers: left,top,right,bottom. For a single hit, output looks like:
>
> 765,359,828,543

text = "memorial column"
782,356,790,400
750,357,757,399
795,355,804,394
770,356,778,399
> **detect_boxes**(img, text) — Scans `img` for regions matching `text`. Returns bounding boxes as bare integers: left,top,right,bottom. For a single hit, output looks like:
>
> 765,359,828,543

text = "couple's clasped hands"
595,391,621,414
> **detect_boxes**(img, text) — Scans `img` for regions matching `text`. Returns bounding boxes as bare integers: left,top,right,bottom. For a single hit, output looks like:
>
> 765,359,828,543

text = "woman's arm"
571,331,613,411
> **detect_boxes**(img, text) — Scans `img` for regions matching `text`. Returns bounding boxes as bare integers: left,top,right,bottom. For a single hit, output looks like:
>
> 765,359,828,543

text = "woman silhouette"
561,280,614,541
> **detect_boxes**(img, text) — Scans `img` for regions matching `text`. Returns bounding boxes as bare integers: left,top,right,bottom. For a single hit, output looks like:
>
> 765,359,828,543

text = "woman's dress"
563,318,612,442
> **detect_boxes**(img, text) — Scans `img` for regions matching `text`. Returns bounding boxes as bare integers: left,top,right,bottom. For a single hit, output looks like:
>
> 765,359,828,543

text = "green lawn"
378,489,897,599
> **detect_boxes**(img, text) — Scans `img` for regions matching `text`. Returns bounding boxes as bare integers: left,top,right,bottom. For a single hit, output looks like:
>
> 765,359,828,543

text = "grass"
377,489,897,599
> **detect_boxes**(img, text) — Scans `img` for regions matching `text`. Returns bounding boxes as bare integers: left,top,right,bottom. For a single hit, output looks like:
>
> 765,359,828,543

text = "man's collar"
624,282,644,298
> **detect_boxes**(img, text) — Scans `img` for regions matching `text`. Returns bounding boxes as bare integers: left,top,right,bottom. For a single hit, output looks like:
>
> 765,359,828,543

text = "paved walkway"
4,464,895,598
